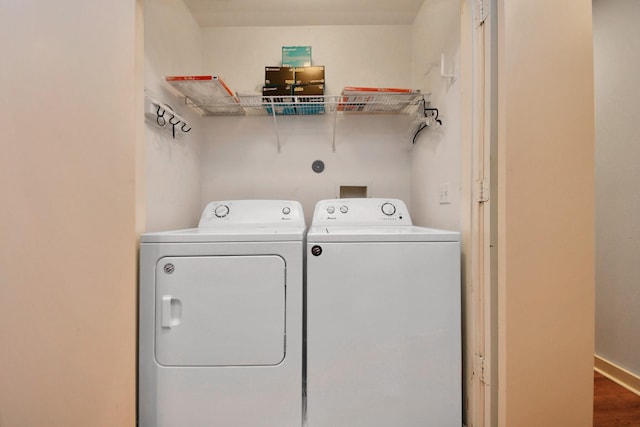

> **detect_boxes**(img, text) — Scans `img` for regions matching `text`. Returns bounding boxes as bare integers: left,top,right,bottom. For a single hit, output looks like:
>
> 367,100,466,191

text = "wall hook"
168,114,180,126
412,103,443,144
168,114,181,139
156,105,167,126
425,108,442,126
145,95,192,139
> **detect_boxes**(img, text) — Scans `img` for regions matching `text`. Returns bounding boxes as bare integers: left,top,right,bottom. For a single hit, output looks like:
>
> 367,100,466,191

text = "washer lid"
307,225,460,242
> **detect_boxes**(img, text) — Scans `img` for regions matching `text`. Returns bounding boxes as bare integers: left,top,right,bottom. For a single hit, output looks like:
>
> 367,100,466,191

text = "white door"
155,255,286,366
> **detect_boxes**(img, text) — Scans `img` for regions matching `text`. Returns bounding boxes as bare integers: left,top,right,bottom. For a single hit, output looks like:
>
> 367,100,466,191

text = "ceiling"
182,0,426,27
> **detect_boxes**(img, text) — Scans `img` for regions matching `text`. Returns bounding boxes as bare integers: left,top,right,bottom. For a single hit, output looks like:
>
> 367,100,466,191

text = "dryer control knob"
214,204,230,218
326,206,335,214
340,206,349,214
282,207,291,215
381,202,396,216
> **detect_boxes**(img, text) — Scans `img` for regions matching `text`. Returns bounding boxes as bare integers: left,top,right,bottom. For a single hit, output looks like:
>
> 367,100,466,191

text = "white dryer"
306,198,461,427
139,200,305,427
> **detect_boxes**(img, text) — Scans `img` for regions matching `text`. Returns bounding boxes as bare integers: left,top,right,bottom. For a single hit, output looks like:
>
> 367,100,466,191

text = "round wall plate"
312,160,325,173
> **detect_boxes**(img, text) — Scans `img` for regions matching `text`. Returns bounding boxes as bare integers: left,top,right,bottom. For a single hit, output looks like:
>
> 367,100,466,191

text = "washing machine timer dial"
214,204,230,218
326,206,335,214
381,202,396,216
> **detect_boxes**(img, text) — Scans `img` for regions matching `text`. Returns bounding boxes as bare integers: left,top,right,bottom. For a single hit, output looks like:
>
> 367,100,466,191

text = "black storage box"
294,66,325,85
265,66,295,85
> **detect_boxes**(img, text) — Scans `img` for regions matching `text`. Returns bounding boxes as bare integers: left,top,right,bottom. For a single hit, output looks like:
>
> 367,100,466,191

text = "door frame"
461,0,497,425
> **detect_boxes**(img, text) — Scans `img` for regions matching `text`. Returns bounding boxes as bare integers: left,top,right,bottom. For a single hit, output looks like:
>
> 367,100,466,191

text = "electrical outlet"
439,183,451,204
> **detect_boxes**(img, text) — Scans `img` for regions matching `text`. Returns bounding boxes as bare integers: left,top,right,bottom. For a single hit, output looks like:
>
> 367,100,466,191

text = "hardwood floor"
594,371,640,426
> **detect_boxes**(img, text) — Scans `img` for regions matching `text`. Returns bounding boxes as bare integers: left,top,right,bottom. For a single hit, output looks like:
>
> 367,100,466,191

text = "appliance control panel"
311,198,413,227
198,200,305,228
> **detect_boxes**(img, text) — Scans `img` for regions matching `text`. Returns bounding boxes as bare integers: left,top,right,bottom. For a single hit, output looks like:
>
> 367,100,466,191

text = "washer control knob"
340,205,349,214
381,202,396,216
214,204,230,218
326,206,335,214
282,207,291,215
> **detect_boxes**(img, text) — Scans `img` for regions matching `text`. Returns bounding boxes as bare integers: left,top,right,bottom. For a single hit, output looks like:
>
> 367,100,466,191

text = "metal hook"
168,114,181,126
150,99,191,138
156,105,166,127
412,107,443,144
167,115,182,139
425,108,442,125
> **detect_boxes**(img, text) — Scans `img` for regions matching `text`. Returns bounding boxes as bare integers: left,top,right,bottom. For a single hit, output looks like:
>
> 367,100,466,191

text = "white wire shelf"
183,93,425,117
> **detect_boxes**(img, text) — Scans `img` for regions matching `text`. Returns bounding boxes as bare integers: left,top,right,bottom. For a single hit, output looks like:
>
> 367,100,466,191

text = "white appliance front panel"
306,241,461,427
155,255,285,366
139,241,303,427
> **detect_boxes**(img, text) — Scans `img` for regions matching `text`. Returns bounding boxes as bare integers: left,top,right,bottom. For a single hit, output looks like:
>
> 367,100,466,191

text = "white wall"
201,25,413,95
593,0,640,377
0,1,140,425
410,0,462,230
199,25,416,222
144,0,205,231
497,0,595,425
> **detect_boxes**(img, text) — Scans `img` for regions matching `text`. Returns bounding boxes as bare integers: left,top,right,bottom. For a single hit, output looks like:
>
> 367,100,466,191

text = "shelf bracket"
441,53,457,84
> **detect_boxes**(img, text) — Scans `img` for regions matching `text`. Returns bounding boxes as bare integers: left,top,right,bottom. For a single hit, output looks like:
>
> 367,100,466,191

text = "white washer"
139,200,305,427
306,198,461,427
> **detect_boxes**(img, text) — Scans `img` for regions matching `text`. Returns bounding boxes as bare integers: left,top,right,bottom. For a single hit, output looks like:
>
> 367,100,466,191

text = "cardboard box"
293,84,325,115
282,46,312,67
263,85,295,115
294,66,325,85
265,66,295,85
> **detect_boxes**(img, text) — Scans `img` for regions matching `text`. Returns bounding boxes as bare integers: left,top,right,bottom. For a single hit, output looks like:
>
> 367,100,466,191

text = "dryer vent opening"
340,186,367,198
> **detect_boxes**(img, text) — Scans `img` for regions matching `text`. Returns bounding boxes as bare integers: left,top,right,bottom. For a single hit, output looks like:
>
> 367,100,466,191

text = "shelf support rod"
269,99,281,153
331,109,338,152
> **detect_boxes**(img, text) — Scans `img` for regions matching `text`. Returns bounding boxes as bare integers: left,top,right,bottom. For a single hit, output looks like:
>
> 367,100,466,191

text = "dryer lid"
141,226,305,243
141,200,306,242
